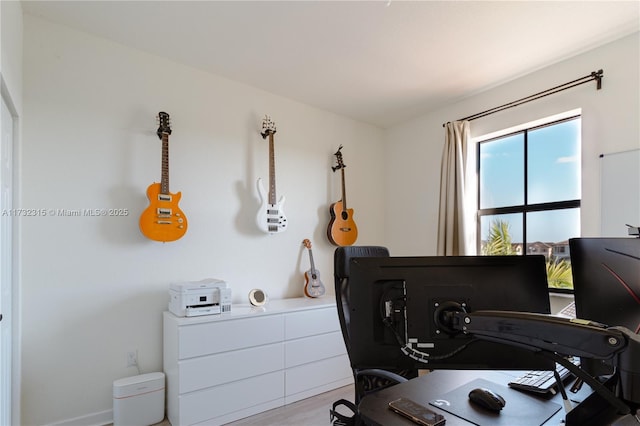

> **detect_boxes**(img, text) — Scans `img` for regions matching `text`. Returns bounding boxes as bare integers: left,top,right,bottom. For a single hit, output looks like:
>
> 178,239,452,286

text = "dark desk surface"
358,370,636,426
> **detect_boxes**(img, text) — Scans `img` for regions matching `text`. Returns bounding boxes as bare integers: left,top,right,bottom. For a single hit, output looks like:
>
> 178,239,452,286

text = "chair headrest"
334,246,390,279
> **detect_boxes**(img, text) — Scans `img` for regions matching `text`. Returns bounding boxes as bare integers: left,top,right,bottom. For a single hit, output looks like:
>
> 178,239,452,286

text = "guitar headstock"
302,239,312,249
261,115,277,139
157,111,172,139
332,145,345,172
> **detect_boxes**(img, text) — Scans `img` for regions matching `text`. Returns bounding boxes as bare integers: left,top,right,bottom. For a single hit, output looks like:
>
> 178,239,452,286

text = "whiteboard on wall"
600,149,640,236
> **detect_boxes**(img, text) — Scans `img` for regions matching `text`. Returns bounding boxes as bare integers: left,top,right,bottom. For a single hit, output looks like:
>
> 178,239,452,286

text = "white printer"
169,278,232,317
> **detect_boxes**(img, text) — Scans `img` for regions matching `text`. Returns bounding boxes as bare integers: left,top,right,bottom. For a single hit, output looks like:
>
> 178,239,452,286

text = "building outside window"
477,115,581,291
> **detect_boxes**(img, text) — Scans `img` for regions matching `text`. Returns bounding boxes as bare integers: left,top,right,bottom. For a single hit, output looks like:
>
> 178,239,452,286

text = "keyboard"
557,301,576,318
508,357,580,395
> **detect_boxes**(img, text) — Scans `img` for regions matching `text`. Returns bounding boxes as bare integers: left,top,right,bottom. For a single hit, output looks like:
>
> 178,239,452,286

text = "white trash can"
113,372,165,426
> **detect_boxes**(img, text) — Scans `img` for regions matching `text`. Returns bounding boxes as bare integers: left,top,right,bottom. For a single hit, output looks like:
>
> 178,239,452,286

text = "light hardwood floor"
151,384,354,426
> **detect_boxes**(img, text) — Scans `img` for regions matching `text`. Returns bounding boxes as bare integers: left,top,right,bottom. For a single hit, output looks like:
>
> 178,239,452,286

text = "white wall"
385,32,639,256
21,15,386,425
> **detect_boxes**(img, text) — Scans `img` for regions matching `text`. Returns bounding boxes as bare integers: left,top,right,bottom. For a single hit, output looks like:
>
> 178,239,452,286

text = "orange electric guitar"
303,239,325,298
139,112,187,242
327,145,358,246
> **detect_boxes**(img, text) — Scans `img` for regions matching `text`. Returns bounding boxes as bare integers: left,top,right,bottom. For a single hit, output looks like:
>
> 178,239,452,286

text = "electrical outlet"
127,350,138,367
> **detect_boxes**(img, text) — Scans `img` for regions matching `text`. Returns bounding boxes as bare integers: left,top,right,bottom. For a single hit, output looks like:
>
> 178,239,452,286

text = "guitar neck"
340,168,347,211
268,133,276,205
308,248,316,272
161,133,170,194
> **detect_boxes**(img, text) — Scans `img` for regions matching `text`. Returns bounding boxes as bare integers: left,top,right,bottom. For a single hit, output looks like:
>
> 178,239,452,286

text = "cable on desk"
554,369,573,414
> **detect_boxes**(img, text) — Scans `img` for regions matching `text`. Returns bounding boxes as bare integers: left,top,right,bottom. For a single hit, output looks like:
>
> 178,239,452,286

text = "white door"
0,91,14,426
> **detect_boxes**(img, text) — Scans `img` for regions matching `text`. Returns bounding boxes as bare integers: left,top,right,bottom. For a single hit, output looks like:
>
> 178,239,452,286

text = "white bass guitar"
257,115,287,233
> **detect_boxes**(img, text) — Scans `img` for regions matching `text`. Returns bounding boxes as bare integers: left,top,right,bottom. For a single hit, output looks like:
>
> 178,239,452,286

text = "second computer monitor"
570,237,640,333
569,237,640,376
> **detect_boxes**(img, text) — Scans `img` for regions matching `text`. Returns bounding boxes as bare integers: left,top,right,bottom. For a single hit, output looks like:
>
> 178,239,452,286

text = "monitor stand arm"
437,306,640,415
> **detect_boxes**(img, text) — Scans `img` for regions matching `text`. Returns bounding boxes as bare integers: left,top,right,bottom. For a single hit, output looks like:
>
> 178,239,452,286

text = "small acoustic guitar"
303,239,325,298
257,115,288,234
139,112,187,242
327,145,358,246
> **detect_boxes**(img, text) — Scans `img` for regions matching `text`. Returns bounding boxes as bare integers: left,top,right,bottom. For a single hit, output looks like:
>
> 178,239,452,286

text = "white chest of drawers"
163,298,352,425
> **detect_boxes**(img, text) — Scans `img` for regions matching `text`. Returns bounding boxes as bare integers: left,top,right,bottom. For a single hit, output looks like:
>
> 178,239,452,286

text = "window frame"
476,115,581,294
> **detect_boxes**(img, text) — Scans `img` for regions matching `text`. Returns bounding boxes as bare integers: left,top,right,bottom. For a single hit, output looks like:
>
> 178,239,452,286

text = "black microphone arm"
437,305,640,414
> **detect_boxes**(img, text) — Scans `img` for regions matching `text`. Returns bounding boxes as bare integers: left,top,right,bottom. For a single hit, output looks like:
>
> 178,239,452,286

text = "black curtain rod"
443,69,603,127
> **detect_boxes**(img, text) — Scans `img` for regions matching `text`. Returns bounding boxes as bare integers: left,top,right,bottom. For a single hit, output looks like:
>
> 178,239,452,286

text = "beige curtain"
437,121,471,255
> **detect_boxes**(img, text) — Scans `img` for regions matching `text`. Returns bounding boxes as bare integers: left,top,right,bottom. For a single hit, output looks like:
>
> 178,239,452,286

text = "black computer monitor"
569,237,640,376
347,255,554,371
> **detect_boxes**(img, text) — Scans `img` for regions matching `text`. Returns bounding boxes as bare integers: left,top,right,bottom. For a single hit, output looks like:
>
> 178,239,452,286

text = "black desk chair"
333,246,418,414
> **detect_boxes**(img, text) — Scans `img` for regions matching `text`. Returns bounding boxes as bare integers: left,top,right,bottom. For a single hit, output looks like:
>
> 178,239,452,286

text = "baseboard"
47,409,112,426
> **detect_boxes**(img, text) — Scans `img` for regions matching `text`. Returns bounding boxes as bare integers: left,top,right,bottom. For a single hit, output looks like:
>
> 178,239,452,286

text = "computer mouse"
468,387,506,412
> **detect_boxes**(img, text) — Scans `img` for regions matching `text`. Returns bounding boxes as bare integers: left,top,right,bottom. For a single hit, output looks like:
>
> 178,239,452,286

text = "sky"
479,118,581,244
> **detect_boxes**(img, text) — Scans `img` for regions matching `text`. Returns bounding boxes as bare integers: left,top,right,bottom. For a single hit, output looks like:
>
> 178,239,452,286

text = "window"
477,115,581,291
